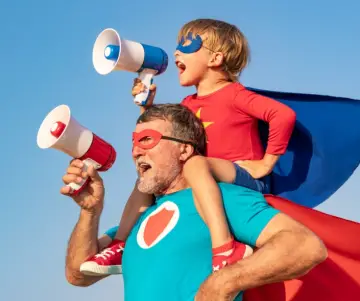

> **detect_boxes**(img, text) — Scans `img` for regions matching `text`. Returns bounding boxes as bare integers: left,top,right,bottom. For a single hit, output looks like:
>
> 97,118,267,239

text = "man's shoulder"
156,184,266,207
218,182,263,198
161,184,263,200
156,187,193,203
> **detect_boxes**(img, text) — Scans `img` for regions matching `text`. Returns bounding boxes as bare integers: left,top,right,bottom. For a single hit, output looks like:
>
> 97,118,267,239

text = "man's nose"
174,49,181,57
132,145,146,159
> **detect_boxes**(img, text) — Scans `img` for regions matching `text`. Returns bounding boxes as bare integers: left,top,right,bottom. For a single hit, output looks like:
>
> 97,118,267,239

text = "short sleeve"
103,226,119,240
220,183,280,247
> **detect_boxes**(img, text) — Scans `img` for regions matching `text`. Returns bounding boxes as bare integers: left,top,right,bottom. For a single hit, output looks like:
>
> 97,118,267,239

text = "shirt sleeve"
221,184,280,247
233,89,296,154
180,95,191,107
103,226,119,240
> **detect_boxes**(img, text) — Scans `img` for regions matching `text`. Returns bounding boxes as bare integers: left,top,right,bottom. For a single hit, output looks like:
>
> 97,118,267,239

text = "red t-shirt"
181,82,296,161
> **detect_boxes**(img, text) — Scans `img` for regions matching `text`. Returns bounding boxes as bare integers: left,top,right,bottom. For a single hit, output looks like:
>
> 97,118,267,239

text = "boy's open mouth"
175,60,186,74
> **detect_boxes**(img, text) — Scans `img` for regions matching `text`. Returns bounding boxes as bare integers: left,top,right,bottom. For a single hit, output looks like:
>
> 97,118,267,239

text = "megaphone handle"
66,158,98,195
134,69,158,106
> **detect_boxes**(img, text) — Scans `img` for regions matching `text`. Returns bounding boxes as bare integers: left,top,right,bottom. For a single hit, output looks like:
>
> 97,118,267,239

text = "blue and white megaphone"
92,28,168,106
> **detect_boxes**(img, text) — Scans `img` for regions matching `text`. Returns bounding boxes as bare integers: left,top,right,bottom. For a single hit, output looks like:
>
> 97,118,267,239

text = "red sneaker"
212,241,253,272
80,239,125,276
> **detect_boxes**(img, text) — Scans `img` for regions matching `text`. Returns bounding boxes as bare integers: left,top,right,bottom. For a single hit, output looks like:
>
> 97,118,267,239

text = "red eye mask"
132,129,197,150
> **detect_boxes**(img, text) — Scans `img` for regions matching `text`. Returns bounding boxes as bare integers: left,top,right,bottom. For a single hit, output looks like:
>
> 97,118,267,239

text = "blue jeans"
233,163,271,193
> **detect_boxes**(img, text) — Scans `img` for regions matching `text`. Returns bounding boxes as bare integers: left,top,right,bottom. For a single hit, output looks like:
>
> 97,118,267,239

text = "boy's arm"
235,90,295,151
233,89,296,177
234,89,296,155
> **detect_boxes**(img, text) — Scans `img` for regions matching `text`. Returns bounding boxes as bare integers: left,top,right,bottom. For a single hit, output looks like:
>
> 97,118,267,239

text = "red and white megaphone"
37,104,117,195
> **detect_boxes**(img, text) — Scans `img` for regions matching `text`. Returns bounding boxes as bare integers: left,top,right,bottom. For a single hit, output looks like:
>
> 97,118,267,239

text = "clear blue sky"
1,0,359,300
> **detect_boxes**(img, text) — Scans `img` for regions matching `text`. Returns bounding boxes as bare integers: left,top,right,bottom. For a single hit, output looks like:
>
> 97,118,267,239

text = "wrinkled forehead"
134,119,172,135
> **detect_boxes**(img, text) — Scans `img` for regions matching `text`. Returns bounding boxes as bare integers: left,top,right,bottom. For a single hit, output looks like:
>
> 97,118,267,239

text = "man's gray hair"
137,104,207,155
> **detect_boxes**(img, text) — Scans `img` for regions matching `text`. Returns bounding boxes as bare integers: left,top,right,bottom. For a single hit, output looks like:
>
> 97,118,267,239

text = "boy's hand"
235,154,279,179
132,77,157,107
235,159,272,179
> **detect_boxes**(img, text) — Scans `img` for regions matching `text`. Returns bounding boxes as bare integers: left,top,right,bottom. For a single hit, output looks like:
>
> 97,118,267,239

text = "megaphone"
37,104,117,195
92,28,168,106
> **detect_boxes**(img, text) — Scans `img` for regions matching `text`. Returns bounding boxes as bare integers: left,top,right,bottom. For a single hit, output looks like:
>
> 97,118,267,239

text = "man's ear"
179,144,195,162
208,52,224,68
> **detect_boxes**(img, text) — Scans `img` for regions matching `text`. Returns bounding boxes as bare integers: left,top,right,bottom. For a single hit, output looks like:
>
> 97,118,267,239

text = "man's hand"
132,77,157,113
60,159,105,215
195,272,237,301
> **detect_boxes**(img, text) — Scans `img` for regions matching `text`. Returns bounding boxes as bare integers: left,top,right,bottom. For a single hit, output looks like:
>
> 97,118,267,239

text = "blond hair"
178,19,250,82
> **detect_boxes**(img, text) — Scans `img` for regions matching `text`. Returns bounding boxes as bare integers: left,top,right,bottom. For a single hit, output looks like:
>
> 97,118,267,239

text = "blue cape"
249,88,360,208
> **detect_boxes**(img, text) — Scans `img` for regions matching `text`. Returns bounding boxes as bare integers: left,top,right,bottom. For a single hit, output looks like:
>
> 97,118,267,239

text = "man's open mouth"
137,162,152,176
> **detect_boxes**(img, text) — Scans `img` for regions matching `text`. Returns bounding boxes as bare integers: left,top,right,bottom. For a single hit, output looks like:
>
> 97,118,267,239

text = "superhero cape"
249,88,360,208
243,195,360,301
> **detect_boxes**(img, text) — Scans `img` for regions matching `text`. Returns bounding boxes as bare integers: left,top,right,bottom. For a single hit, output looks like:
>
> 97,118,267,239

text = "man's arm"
65,210,109,287
198,213,327,299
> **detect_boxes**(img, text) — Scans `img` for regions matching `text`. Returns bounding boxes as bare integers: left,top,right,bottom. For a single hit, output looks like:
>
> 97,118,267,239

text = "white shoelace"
95,245,124,260
213,260,227,272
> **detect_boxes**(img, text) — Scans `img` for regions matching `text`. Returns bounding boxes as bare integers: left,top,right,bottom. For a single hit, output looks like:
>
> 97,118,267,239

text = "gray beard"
137,165,182,195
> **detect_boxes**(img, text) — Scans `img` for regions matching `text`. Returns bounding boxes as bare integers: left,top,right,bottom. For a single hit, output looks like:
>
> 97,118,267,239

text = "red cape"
244,195,360,301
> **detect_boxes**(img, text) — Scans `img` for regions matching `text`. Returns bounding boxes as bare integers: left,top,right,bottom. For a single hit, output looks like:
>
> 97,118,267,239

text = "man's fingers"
62,174,83,185
70,159,84,168
66,166,84,176
87,165,103,184
60,185,72,195
149,84,157,91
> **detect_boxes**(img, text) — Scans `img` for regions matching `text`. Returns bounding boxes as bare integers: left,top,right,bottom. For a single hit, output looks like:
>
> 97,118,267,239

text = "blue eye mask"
176,32,203,53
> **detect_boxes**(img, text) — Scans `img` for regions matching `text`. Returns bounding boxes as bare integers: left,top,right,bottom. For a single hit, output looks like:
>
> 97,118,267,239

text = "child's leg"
80,180,154,276
184,155,233,248
207,157,268,193
206,157,238,183
183,156,253,271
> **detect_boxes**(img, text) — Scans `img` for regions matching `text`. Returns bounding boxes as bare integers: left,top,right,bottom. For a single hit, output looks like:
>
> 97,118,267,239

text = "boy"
80,18,296,275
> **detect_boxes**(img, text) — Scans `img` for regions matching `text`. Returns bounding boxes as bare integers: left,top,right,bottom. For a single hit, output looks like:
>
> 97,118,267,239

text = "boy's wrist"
139,104,153,115
262,153,280,170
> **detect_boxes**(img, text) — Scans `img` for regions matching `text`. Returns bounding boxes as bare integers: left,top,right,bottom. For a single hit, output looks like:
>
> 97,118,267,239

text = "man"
63,104,327,301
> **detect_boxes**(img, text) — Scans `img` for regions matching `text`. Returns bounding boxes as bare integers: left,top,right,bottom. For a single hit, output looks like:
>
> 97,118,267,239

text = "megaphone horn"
37,104,117,195
92,28,168,106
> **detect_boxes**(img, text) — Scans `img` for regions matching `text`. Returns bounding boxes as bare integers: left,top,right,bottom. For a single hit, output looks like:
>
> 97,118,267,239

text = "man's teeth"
138,163,151,172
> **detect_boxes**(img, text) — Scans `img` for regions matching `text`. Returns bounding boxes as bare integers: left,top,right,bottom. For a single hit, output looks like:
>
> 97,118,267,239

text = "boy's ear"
208,52,224,67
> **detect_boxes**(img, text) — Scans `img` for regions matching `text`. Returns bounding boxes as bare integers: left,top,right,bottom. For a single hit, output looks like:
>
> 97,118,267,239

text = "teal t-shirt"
105,183,279,301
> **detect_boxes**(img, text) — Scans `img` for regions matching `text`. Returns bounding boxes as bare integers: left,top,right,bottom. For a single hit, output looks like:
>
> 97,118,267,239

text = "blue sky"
1,0,359,300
